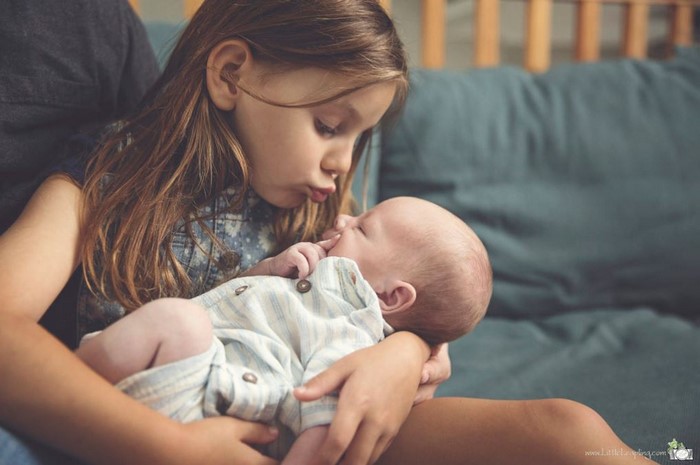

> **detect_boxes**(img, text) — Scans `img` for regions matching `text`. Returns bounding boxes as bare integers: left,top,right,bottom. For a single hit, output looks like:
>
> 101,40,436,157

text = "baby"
76,196,492,463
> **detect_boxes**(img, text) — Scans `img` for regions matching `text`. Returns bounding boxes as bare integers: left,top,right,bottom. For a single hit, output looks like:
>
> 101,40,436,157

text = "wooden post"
575,0,601,61
421,0,446,68
622,1,649,58
379,0,392,13
474,0,501,67
184,0,204,18
668,1,694,56
128,0,140,14
525,0,553,72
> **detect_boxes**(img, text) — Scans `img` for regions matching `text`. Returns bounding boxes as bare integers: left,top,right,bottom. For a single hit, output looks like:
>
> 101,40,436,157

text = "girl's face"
231,68,397,209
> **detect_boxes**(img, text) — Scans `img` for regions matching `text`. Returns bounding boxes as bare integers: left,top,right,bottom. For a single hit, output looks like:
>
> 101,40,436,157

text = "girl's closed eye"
315,118,340,137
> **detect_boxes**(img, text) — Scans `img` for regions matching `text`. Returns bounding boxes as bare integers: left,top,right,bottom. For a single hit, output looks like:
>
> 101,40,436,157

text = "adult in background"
0,1,158,463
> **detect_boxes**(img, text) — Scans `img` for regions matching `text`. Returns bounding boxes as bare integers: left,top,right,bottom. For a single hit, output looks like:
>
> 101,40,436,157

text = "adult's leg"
379,397,655,465
76,298,213,384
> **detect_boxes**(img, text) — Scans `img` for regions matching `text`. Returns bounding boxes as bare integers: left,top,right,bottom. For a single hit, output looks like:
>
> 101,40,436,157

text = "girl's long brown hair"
80,0,408,310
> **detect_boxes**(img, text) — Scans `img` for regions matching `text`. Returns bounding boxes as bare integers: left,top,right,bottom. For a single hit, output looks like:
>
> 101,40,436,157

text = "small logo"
668,439,693,461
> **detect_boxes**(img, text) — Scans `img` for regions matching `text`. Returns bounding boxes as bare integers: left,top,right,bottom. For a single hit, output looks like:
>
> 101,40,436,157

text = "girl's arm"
294,331,431,465
0,176,82,321
0,176,279,465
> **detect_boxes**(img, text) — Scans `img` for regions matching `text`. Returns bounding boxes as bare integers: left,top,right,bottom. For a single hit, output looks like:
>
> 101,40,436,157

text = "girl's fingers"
296,364,359,465
230,419,280,445
419,343,451,385
294,368,347,401
413,383,439,405
368,434,393,465
312,401,363,465
338,421,382,465
183,417,280,465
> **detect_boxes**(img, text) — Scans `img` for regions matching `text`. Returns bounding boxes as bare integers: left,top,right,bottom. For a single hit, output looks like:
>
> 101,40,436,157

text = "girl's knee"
529,398,609,435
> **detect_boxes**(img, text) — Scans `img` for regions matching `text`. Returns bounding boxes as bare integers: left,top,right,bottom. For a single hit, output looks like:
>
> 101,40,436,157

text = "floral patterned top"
76,185,278,339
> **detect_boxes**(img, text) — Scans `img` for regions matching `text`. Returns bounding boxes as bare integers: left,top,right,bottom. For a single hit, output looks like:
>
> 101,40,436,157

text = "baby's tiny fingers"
316,234,340,252
292,252,310,279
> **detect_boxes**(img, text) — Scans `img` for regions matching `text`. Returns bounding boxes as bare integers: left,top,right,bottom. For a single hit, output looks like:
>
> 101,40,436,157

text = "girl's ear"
378,280,417,316
206,39,253,111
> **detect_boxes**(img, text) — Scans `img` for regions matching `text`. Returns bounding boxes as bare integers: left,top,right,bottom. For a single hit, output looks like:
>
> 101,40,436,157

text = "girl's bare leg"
379,397,656,465
75,298,212,384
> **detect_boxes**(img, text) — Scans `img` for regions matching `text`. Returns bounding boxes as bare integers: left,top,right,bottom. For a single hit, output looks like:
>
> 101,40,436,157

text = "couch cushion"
439,308,700,457
379,47,700,318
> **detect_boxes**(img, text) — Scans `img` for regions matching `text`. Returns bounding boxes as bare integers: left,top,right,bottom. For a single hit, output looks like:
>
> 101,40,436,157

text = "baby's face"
325,197,424,286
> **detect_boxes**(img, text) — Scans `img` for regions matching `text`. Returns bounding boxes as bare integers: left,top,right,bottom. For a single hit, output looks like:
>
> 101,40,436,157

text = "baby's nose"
322,214,353,240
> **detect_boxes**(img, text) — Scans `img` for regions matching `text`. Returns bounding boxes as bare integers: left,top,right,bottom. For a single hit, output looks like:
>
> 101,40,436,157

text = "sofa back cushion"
379,47,700,318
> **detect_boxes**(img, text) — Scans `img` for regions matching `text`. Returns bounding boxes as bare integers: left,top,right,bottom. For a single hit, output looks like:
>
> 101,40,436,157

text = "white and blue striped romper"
114,257,393,458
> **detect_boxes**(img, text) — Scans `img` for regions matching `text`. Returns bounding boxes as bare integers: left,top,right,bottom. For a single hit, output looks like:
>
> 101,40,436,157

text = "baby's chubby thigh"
134,297,215,366
110,298,220,422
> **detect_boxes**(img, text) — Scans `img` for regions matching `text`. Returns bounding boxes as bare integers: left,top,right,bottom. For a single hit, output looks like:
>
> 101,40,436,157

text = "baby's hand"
268,236,339,279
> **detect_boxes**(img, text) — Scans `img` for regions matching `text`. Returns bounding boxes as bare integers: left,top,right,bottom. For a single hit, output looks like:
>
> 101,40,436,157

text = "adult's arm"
0,176,279,465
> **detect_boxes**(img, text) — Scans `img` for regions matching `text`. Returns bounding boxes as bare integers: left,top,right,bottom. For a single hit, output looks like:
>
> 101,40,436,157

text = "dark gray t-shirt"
0,0,160,232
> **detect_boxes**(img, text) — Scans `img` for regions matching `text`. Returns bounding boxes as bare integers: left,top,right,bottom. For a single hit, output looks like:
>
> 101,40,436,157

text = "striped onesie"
115,257,393,458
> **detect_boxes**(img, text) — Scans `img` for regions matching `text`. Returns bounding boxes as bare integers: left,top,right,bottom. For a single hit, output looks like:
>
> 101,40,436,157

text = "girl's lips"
310,187,335,203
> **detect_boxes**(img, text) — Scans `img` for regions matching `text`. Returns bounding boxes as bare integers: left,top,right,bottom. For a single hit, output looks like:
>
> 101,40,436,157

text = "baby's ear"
378,280,416,316
206,39,252,111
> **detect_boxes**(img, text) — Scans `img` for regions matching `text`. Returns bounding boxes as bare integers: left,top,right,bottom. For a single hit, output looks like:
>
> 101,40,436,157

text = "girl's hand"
293,332,431,465
414,343,452,405
175,417,279,465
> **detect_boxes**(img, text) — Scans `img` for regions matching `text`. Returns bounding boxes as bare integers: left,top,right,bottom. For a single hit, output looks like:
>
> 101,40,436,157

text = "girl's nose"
334,214,354,231
322,142,353,177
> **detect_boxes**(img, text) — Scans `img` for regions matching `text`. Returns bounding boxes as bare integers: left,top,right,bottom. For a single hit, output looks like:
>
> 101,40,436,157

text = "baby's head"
327,197,492,345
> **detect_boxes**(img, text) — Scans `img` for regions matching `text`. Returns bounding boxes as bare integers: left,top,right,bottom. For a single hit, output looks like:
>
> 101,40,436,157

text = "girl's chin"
261,191,309,209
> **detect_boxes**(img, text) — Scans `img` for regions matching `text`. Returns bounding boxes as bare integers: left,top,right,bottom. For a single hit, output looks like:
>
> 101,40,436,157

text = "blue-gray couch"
372,47,700,463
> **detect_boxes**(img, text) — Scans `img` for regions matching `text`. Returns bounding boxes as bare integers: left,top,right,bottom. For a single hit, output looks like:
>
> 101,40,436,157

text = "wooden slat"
622,1,649,58
575,0,601,61
668,1,694,52
525,0,553,72
184,0,204,18
379,0,392,14
128,0,140,14
421,0,446,68
474,0,501,67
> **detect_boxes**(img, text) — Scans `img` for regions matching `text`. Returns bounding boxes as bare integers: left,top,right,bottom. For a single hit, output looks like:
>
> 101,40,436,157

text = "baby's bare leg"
281,426,328,465
75,298,212,384
379,397,656,465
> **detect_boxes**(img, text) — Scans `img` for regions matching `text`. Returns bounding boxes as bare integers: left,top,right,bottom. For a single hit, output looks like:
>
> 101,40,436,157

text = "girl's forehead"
250,66,396,122
255,66,356,102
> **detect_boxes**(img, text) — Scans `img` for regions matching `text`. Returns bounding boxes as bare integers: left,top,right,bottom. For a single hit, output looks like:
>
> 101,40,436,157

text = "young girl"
0,1,653,465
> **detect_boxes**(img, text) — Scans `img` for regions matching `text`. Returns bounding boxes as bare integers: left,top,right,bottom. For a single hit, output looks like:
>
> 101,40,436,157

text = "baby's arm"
280,425,329,465
242,235,339,278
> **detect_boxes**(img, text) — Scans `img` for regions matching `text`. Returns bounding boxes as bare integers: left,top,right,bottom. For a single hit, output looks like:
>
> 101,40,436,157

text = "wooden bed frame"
129,0,698,72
